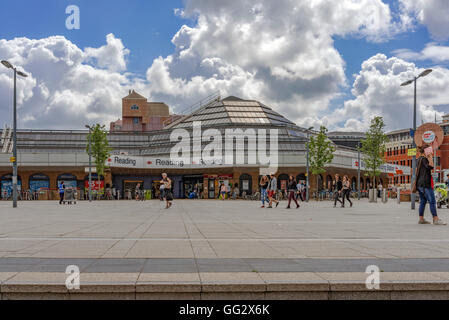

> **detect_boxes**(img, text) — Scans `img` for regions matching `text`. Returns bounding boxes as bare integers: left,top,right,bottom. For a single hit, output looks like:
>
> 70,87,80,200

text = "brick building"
385,116,449,187
110,90,181,132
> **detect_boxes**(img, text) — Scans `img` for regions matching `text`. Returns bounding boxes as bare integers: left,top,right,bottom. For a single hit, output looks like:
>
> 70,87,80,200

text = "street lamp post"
1,60,28,208
401,68,433,210
357,141,361,200
85,125,92,202
306,126,313,202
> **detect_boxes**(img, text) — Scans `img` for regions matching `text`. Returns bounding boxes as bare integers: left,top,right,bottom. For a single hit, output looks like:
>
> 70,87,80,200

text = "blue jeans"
261,188,268,205
417,186,437,217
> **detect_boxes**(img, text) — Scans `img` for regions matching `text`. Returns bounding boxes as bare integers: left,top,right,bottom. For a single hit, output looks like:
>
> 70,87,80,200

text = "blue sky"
1,0,449,131
0,0,187,75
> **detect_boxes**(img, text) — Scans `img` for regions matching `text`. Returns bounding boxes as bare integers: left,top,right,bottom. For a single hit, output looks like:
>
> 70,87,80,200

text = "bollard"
397,187,401,204
382,189,388,203
368,189,374,202
373,189,378,203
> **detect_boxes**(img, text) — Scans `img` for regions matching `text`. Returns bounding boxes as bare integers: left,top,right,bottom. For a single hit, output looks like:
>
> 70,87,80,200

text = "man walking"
58,181,65,205
268,173,279,208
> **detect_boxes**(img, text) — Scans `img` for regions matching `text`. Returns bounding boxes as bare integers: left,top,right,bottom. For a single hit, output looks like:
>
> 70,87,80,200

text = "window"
133,118,139,124
131,104,139,110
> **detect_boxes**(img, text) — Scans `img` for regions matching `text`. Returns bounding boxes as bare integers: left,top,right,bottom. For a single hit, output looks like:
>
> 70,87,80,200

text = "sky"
1,0,449,132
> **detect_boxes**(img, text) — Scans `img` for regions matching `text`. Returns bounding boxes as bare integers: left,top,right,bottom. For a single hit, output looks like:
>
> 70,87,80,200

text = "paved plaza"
0,199,449,299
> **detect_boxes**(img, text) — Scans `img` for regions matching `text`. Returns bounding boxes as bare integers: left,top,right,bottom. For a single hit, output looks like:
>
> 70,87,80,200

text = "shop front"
182,175,204,199
1,174,21,199
29,173,50,193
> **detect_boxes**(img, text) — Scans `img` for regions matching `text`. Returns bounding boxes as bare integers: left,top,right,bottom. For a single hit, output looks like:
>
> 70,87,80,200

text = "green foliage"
360,116,388,187
308,125,336,176
86,124,111,178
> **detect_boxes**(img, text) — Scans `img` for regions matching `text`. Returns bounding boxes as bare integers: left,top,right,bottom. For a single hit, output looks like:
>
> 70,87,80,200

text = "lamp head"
418,69,432,78
400,79,414,86
1,60,13,69
17,71,28,78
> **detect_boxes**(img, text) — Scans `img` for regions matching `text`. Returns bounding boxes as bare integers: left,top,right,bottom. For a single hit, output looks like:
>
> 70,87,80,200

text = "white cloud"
85,33,129,72
145,0,403,126
0,35,142,129
399,0,449,41
393,43,449,63
327,54,449,131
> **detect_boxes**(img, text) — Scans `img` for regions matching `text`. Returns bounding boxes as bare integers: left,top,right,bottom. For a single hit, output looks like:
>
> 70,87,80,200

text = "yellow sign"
407,148,416,157
9,157,16,163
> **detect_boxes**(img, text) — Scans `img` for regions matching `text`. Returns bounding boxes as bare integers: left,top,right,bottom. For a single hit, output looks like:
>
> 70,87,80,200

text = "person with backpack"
414,145,446,225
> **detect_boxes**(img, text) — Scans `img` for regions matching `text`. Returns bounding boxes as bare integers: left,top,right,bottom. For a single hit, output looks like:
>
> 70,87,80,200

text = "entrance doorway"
208,179,215,199
183,175,203,199
123,180,143,200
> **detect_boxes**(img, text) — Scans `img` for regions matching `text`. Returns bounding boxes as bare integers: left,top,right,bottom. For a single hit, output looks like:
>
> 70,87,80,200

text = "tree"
308,126,336,198
360,116,388,189
86,124,111,198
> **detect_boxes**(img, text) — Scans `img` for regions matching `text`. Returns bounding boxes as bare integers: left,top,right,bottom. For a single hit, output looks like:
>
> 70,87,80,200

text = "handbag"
165,190,173,201
411,157,423,193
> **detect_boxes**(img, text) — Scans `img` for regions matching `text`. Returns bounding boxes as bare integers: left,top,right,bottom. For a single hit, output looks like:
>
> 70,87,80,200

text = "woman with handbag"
414,145,446,225
161,173,173,209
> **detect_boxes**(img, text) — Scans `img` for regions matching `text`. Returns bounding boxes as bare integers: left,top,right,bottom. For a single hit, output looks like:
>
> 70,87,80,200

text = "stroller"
434,183,449,209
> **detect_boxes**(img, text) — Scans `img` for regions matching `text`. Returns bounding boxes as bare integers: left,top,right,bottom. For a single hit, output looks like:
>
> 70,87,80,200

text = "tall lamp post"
357,141,361,200
85,125,93,202
1,60,28,208
400,68,433,210
306,126,314,202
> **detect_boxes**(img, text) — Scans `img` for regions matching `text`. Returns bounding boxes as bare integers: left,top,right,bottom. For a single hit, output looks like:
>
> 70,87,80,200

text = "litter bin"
62,189,77,204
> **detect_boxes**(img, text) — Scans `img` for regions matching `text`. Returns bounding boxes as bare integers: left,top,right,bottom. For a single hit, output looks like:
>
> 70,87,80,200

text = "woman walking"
286,175,300,209
161,173,173,209
220,182,227,200
341,175,352,208
260,175,269,208
415,145,446,225
333,174,343,208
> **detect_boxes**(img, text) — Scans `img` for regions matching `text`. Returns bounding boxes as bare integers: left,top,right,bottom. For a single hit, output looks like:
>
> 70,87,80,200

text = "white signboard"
105,155,232,169
352,159,411,175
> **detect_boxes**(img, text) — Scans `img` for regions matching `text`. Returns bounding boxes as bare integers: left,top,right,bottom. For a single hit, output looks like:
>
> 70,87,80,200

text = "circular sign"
414,123,444,148
422,130,436,143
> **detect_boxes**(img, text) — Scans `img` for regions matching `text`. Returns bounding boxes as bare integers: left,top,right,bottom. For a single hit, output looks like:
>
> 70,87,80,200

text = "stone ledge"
2,281,449,299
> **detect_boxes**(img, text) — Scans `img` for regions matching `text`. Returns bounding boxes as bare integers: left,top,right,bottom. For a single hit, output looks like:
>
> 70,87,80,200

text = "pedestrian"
219,183,226,200
445,174,449,188
193,183,199,199
232,183,239,200
414,145,446,225
333,174,343,208
259,175,269,208
268,173,280,208
58,181,65,205
135,183,141,201
341,175,352,208
161,173,173,209
286,175,300,209
296,180,304,201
